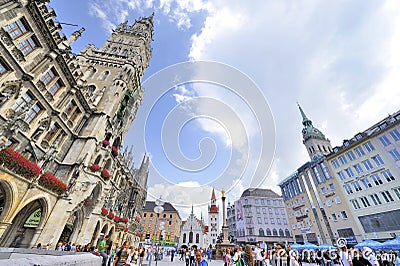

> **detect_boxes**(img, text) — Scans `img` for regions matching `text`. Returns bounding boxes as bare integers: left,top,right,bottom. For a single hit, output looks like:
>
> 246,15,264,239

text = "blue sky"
51,0,400,219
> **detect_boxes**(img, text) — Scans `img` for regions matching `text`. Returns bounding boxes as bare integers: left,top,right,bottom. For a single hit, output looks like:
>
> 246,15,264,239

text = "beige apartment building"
326,110,400,241
279,104,364,245
141,201,182,243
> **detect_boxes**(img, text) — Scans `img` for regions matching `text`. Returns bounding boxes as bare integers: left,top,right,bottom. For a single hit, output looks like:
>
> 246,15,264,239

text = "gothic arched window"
94,155,102,165
259,228,265,236
183,233,186,243
100,70,109,81
266,228,271,236
110,47,117,54
285,229,291,237
272,229,278,236
189,232,193,243
105,158,112,170
88,68,97,79
196,233,199,243
121,49,128,57
279,229,284,236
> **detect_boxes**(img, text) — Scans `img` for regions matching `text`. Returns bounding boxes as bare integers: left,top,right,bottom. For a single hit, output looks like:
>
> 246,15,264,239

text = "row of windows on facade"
349,188,400,210
308,144,332,156
290,210,348,230
287,195,341,220
236,228,291,237
1,18,139,79
182,232,200,244
143,213,175,219
282,162,331,200
342,170,396,194
331,131,400,169
143,219,174,226
282,133,399,200
249,217,288,225
245,207,286,216
145,227,173,233
243,198,283,206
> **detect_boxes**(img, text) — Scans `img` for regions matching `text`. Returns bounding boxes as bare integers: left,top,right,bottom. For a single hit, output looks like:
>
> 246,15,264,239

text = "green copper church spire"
297,102,313,128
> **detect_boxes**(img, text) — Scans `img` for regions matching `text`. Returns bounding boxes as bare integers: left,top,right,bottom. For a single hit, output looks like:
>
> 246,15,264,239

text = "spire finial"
191,204,194,215
297,102,312,127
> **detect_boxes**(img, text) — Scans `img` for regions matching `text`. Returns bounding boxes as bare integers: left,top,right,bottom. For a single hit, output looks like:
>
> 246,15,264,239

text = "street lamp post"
149,198,164,266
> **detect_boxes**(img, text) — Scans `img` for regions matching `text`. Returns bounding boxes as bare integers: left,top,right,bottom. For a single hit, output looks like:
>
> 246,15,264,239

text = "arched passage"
58,209,84,244
0,180,14,222
0,198,48,248
90,220,101,245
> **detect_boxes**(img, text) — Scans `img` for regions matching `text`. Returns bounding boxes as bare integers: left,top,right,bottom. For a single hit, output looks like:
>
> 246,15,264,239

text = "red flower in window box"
135,217,140,223
107,211,115,219
101,208,108,216
136,232,142,236
0,148,41,180
123,227,129,232
102,140,110,147
120,217,129,223
114,216,120,222
90,164,100,172
111,146,119,157
38,172,68,195
101,169,111,180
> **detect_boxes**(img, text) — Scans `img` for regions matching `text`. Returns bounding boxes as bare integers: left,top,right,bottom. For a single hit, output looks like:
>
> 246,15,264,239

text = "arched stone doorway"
90,220,101,246
0,198,47,248
59,183,102,245
0,180,13,221
58,209,84,244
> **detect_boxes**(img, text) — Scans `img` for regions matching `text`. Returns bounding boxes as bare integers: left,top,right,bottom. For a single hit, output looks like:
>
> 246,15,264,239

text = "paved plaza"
145,256,222,266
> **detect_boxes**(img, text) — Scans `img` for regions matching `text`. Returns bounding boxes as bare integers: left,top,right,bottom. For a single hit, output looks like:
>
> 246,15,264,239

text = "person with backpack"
113,241,130,266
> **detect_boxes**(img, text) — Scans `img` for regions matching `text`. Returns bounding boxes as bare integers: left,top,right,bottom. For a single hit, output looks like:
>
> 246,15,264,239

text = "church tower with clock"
208,188,219,247
298,103,332,160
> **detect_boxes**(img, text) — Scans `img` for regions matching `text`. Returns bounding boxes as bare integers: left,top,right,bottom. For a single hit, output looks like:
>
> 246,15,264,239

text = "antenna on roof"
59,22,79,27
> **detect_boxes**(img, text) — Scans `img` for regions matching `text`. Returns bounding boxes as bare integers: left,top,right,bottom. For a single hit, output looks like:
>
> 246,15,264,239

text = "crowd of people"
33,240,400,266
220,243,400,266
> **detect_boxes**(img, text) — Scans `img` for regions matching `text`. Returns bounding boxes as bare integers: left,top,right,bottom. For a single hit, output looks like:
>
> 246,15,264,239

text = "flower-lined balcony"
0,148,67,195
102,139,110,147
38,172,68,194
90,164,100,172
101,169,111,180
111,146,119,157
0,148,41,179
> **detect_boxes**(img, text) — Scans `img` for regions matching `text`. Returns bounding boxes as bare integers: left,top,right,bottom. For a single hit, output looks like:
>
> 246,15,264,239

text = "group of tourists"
221,243,400,266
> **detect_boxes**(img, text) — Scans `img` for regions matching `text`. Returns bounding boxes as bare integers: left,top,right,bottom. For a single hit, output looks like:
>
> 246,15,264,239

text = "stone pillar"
221,189,229,244
0,221,11,238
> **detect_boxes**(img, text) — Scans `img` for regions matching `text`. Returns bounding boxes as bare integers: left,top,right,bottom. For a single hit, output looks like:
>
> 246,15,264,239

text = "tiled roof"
144,201,179,213
241,188,281,198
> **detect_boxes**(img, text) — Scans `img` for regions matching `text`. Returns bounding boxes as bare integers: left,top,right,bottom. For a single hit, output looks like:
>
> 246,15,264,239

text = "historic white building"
179,206,207,248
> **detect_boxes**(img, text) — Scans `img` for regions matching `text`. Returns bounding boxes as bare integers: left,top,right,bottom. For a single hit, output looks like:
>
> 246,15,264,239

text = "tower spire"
297,102,312,127
297,103,332,160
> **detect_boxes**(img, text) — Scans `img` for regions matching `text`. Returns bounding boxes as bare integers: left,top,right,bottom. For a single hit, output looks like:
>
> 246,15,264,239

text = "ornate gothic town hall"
0,0,152,248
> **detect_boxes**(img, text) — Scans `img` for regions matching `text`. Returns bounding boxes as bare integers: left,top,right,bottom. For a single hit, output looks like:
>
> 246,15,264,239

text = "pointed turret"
297,103,332,159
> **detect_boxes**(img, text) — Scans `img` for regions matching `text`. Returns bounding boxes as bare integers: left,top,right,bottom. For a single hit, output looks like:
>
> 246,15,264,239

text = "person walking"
171,248,176,262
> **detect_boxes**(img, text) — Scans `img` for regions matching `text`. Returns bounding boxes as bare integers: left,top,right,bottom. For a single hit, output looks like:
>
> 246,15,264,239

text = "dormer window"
356,134,363,140
380,123,387,130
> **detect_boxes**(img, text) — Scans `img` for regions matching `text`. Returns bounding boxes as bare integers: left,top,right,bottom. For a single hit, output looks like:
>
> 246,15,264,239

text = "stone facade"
233,188,292,245
141,201,182,243
0,0,152,248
